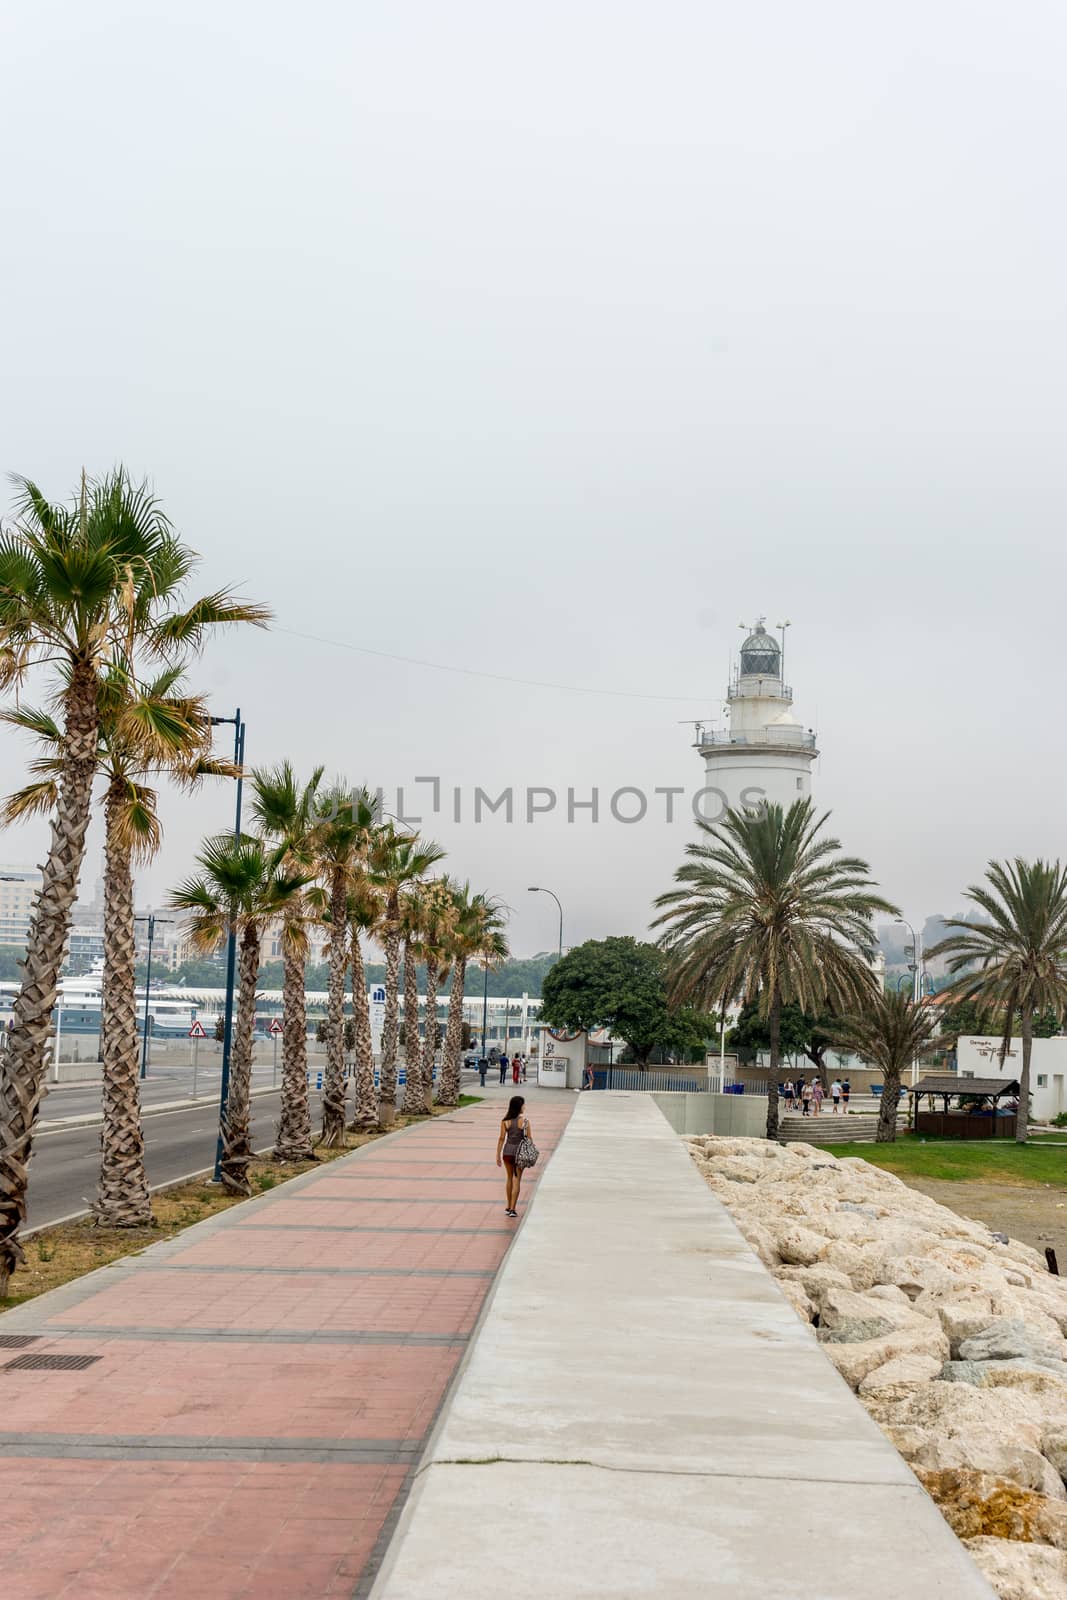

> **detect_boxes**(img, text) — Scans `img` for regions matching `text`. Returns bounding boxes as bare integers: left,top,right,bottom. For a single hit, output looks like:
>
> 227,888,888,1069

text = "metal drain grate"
0,1335,40,1350
3,1353,101,1372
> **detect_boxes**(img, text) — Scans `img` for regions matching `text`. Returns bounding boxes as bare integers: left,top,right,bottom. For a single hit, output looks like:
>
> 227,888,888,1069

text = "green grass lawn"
824,1136,1067,1186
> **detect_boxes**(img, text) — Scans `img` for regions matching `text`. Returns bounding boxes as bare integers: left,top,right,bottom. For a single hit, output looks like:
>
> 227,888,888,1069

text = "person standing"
499,1052,509,1086
830,1078,842,1113
496,1094,532,1218
512,1053,520,1085
520,1055,528,1082
842,1076,851,1110
801,1079,813,1117
783,1078,794,1110
812,1078,824,1116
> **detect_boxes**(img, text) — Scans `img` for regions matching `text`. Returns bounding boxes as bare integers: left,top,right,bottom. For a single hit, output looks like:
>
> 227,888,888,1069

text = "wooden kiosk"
906,1074,1020,1139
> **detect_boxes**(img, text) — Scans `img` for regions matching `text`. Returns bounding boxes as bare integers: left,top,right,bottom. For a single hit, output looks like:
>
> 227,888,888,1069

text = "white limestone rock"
866,1284,912,1305
822,1324,950,1390
774,1224,829,1267
857,1351,943,1397
965,1537,1067,1600
958,1318,1066,1366
773,1262,854,1296
776,1277,815,1322
816,1285,927,1344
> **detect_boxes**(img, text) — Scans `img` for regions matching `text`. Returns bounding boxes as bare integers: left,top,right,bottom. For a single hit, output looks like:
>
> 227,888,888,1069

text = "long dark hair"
505,1095,525,1121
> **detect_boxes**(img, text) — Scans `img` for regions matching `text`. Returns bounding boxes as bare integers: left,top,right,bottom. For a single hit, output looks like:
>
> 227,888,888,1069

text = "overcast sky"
1,2,1065,956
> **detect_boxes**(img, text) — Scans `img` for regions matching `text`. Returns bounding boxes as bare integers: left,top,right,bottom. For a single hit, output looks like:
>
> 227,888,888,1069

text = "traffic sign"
269,1018,283,1036
188,1020,207,1038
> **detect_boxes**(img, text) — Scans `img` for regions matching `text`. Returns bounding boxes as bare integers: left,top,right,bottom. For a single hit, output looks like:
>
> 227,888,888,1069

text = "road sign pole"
273,1031,278,1088
193,1033,199,1099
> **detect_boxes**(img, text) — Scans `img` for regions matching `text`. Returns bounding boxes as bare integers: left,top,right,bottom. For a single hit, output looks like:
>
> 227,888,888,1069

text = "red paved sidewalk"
0,1094,573,1600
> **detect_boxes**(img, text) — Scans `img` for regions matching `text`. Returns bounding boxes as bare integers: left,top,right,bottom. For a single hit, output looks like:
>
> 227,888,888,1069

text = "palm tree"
399,888,426,1118
654,800,896,1140
1,667,232,1226
347,875,384,1133
312,785,377,1146
249,763,325,1163
411,878,456,1112
926,859,1067,1143
171,834,307,1194
437,888,509,1108
832,990,939,1142
0,467,268,1291
368,829,446,1128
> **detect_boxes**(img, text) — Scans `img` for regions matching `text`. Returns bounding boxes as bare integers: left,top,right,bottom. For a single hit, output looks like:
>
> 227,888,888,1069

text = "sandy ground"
902,1176,1067,1268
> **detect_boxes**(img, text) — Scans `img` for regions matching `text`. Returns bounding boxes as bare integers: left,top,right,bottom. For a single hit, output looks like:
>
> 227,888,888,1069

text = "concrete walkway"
0,1092,572,1600
371,1094,995,1599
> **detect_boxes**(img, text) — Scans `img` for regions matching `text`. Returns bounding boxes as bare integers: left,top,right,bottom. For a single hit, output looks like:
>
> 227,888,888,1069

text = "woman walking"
812,1078,824,1116
496,1094,532,1218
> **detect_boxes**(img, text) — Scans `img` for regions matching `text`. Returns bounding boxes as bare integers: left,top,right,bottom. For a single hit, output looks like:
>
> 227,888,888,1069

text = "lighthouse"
694,619,818,820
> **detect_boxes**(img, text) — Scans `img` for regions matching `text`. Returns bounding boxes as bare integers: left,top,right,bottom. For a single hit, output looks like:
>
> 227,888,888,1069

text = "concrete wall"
652,1091,767,1137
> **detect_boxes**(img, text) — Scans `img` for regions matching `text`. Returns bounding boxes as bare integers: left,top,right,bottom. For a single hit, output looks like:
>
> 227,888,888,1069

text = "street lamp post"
210,709,246,1181
481,961,490,1058
135,913,173,1079
528,887,563,960
896,918,925,1086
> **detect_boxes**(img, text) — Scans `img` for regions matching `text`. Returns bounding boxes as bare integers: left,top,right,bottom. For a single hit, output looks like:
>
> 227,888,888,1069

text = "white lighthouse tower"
694,619,818,819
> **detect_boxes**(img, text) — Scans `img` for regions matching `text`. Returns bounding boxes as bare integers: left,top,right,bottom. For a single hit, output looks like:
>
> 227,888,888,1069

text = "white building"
694,619,818,819
0,867,42,949
957,1035,1067,1121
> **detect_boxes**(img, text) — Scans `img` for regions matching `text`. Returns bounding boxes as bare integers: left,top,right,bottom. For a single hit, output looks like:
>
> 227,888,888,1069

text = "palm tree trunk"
400,942,423,1117
765,987,782,1141
1017,1005,1033,1144
348,929,378,1132
274,936,314,1162
421,960,440,1113
93,783,152,1226
436,958,466,1107
876,1063,901,1143
0,661,99,1294
219,924,260,1195
320,874,349,1147
379,906,401,1128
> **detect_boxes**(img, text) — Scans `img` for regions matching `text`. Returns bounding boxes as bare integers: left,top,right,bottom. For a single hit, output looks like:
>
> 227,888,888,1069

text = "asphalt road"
38,1061,286,1125
27,1087,310,1230
26,1065,489,1231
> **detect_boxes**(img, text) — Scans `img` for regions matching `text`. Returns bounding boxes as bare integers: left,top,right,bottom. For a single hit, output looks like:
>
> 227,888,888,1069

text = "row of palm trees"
654,798,1067,1146
173,774,508,1197
0,468,506,1295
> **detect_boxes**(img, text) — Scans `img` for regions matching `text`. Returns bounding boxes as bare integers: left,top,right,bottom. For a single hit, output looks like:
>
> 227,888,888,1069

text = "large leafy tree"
926,859,1067,1143
437,888,508,1107
726,1001,839,1083
2,666,231,1226
654,800,896,1139
311,784,377,1146
833,991,940,1142
0,469,267,1290
249,762,326,1163
540,936,713,1065
368,829,445,1128
171,834,307,1194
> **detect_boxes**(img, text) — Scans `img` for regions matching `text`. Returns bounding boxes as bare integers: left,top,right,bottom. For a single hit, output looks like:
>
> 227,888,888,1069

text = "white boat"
0,963,198,1038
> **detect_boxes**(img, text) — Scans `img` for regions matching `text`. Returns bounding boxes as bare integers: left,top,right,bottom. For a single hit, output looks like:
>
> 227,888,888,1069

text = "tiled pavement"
0,1093,574,1600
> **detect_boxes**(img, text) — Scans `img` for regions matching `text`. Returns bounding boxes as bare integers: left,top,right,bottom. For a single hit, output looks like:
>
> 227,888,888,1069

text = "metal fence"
590,1068,702,1093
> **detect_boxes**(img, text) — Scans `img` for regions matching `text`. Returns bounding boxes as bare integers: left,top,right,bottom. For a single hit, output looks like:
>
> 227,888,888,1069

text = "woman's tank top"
502,1117,526,1155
